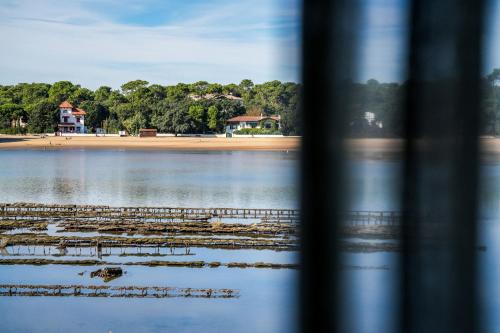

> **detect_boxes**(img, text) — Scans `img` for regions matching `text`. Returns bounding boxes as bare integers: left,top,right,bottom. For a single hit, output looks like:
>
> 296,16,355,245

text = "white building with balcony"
57,101,87,134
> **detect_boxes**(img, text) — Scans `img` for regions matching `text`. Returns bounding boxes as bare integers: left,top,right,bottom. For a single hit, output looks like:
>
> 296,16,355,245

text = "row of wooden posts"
0,203,402,225
0,284,238,298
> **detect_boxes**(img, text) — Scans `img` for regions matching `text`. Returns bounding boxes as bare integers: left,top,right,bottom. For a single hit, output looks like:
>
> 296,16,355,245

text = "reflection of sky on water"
0,149,298,333
344,156,500,333
0,150,298,208
7,151,500,333
0,265,297,333
0,245,298,265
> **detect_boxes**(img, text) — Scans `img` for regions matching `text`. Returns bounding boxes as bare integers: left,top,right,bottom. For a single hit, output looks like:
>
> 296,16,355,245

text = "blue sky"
0,0,301,89
0,0,498,89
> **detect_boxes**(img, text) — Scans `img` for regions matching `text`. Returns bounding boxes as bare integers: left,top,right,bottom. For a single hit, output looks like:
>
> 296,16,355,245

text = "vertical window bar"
402,1,485,333
300,0,361,332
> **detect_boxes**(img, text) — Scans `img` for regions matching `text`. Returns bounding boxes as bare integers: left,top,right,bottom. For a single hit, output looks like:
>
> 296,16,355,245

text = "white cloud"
0,0,300,89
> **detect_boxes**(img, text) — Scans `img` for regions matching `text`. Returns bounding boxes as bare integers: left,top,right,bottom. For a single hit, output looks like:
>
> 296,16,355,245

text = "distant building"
364,111,383,129
57,101,87,134
226,115,281,134
189,93,243,101
364,112,375,124
10,117,27,128
139,128,157,137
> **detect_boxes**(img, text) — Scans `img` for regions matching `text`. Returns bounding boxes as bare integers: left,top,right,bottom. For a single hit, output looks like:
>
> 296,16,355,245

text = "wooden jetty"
0,203,300,224
343,211,401,225
0,203,402,225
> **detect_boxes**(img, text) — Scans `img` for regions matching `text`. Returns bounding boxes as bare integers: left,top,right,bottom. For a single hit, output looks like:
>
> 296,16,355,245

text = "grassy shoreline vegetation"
0,79,300,136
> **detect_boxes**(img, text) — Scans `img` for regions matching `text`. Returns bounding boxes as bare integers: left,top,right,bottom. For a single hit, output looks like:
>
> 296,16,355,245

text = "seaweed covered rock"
90,267,123,282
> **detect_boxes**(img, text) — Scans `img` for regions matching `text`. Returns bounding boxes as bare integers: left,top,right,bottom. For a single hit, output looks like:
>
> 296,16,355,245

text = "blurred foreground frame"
300,0,485,333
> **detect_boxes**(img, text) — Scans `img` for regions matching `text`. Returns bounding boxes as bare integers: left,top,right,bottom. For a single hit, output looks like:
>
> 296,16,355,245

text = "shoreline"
0,135,300,151
4,136,500,154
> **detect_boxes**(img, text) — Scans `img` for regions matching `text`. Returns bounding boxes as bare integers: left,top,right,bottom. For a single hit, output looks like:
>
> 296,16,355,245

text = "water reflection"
0,150,297,208
0,149,299,333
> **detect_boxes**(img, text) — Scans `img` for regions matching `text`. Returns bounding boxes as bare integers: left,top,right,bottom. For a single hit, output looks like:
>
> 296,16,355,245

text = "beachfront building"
57,101,87,134
225,115,281,134
364,111,383,128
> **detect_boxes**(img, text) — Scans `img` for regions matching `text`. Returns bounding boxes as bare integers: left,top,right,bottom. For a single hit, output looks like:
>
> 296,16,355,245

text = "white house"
57,101,87,134
226,115,281,134
364,111,383,128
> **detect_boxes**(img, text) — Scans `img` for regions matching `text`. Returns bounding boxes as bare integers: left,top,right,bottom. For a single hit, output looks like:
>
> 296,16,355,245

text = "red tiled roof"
226,115,280,123
72,108,86,115
59,101,73,108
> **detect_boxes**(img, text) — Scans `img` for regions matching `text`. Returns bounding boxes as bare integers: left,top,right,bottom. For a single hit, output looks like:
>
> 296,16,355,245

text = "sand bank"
5,136,500,154
0,135,300,151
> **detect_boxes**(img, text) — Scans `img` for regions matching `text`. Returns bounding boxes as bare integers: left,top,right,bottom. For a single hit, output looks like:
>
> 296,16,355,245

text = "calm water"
0,149,298,333
1,149,500,333
0,149,298,208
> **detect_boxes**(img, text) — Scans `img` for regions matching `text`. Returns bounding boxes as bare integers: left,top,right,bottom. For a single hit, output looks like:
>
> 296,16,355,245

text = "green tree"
207,105,219,132
48,81,78,103
152,100,190,136
80,101,109,132
482,69,500,135
94,86,112,103
190,81,209,95
0,103,27,128
121,80,149,96
206,83,223,94
70,87,94,105
103,117,121,134
0,79,304,136
27,100,58,133
122,112,147,135
188,104,205,133
239,79,254,92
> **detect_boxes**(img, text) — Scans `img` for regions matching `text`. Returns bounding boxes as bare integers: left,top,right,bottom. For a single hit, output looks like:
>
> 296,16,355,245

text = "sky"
0,0,301,89
0,0,498,89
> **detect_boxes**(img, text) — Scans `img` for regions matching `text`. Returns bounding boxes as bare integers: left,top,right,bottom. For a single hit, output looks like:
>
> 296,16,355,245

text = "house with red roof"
226,115,281,134
57,101,87,134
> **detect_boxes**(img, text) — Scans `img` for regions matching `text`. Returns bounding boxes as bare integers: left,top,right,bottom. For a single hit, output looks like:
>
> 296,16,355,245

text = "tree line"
346,69,500,137
0,79,300,135
3,70,500,137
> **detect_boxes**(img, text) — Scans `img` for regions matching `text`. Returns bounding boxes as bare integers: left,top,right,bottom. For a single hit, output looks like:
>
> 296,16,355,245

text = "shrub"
0,127,28,135
233,128,281,135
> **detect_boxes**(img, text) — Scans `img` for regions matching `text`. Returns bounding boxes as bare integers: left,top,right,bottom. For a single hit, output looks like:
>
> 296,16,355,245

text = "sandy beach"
5,136,500,154
0,135,300,151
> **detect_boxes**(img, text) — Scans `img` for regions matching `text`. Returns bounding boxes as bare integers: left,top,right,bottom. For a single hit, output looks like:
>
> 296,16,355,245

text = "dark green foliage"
482,70,500,136
0,79,303,135
0,103,22,128
19,73,500,136
234,128,281,135
151,100,190,136
103,117,121,134
26,99,58,133
80,101,109,132
188,104,205,132
207,105,219,131
48,81,78,104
